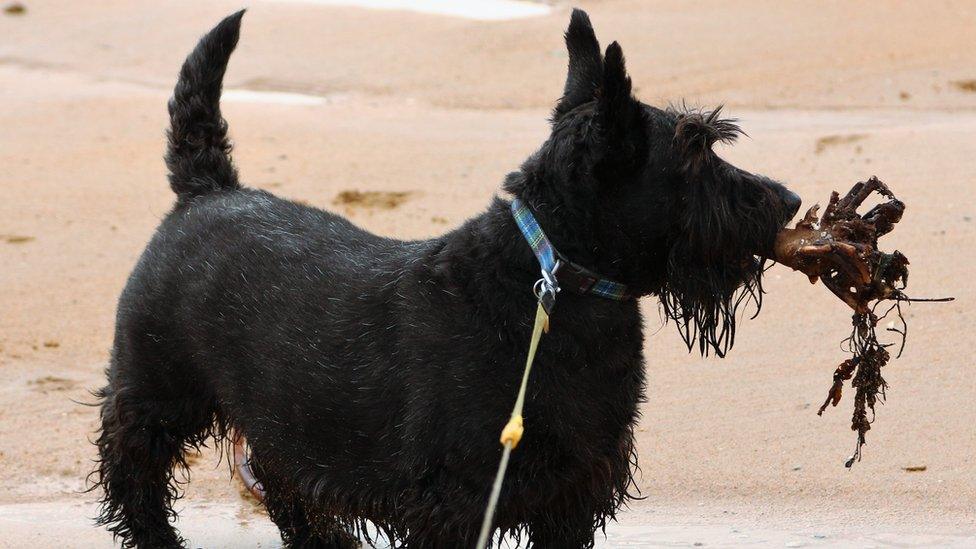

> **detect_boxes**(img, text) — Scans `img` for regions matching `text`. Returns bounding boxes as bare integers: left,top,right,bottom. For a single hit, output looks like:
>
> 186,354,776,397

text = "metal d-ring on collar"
533,259,561,315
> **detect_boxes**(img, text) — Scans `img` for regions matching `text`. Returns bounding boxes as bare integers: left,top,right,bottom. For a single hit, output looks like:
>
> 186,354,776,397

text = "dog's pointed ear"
553,9,603,119
596,41,638,129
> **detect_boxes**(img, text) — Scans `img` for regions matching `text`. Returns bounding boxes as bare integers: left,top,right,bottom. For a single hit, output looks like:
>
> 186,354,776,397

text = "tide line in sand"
222,89,329,105
262,0,552,21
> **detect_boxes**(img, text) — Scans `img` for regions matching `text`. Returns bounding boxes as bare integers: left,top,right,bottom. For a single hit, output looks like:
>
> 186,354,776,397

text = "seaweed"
774,177,952,466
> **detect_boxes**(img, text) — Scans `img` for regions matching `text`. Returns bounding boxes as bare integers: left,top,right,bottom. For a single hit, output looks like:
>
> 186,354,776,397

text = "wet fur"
90,9,798,548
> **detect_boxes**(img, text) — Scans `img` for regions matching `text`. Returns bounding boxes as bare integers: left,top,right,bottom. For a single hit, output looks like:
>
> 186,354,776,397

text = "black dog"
92,9,800,548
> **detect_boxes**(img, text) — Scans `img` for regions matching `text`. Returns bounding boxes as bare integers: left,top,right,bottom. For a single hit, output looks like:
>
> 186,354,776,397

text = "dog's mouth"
747,255,764,271
734,256,767,296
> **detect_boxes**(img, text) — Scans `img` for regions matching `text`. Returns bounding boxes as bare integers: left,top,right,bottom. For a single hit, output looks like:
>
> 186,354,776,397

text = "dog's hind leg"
91,336,218,548
249,458,359,549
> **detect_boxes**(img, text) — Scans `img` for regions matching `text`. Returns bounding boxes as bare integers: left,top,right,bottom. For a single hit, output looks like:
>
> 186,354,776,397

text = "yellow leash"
475,301,549,549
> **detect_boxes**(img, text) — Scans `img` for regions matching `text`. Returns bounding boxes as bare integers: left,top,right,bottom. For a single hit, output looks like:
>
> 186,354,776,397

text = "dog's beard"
660,254,767,358
659,147,783,357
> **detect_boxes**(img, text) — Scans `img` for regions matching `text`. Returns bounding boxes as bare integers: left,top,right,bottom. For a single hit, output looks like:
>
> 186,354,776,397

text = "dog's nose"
766,180,801,220
780,187,801,219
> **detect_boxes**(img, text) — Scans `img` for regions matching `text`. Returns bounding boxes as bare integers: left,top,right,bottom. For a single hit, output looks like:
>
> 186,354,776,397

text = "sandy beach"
1,0,974,546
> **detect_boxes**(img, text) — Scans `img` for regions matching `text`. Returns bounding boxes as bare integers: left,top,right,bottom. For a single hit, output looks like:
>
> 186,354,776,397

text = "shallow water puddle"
262,0,552,21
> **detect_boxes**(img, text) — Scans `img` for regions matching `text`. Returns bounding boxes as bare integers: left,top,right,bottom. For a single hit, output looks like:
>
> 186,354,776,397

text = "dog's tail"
165,10,245,200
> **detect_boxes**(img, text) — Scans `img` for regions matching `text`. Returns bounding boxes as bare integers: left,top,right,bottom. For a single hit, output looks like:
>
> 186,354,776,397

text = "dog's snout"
780,187,801,219
763,179,801,221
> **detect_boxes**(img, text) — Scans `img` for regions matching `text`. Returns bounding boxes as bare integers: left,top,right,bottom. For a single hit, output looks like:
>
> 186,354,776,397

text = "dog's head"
505,9,801,356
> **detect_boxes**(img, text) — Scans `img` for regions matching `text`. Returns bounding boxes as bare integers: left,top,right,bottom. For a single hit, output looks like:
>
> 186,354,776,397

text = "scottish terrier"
91,9,800,548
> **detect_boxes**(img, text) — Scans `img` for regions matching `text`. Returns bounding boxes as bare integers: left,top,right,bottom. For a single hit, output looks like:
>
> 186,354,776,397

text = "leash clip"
533,260,561,315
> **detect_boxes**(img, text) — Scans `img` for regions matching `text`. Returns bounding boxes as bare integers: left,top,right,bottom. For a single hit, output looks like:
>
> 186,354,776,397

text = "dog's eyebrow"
667,105,744,165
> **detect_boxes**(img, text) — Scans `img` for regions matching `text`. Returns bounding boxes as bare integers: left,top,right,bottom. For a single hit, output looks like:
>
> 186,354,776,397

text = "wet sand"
1,0,975,546
2,501,975,548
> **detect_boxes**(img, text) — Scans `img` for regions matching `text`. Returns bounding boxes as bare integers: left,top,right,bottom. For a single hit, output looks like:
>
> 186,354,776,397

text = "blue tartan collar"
511,198,633,304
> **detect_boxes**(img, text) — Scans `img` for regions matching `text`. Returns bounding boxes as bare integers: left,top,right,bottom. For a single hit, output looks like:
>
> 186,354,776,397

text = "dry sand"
1,0,975,546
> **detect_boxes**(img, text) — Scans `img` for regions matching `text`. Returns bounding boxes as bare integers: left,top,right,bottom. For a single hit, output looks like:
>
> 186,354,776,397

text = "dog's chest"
531,340,643,432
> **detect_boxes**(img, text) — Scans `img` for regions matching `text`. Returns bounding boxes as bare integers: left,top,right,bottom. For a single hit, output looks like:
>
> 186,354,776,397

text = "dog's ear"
596,42,638,130
553,9,603,119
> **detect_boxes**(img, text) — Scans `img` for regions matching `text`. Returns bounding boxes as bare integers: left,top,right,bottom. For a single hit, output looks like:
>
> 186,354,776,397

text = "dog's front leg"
526,504,601,549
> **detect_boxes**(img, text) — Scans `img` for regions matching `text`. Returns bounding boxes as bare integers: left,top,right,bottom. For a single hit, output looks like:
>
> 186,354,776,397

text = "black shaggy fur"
91,9,801,548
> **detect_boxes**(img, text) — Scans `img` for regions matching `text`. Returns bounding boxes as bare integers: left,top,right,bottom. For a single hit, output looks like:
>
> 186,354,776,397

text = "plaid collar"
511,198,633,303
